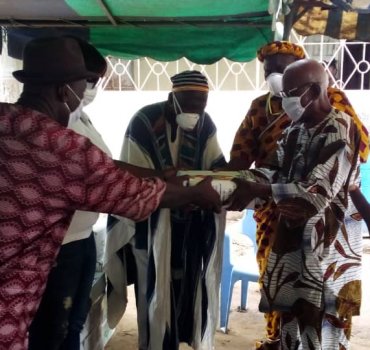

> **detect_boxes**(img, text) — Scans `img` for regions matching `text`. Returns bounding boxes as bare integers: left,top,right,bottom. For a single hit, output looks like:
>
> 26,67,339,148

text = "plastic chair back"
220,210,259,333
361,162,370,202
241,209,257,253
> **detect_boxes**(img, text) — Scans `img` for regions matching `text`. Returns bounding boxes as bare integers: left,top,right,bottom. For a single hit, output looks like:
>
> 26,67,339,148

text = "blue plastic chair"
220,210,259,333
360,163,370,236
361,162,370,202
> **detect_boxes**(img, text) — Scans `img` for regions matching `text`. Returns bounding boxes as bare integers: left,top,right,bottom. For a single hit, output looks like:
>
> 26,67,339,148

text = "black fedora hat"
75,37,107,78
13,36,99,84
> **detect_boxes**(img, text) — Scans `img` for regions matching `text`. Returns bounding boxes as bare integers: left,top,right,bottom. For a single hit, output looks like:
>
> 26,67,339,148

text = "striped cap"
171,70,209,92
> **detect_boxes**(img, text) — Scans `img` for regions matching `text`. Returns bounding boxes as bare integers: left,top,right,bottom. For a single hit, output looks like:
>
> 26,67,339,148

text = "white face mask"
266,73,283,96
176,113,200,131
67,102,84,126
173,93,200,131
282,86,312,122
83,85,98,107
65,84,84,126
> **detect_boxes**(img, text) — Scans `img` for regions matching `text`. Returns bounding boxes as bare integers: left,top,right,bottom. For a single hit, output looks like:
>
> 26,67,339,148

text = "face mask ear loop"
66,84,82,104
300,84,312,101
63,86,73,114
303,99,313,111
172,93,182,114
64,102,72,116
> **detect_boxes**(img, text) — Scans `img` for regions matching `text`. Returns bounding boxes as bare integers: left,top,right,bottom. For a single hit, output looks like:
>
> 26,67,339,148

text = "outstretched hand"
162,167,178,180
225,179,255,211
162,167,189,187
226,179,272,211
192,177,222,213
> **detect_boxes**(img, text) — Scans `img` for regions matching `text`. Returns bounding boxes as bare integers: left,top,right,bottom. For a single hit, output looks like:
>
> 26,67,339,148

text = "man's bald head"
283,59,329,93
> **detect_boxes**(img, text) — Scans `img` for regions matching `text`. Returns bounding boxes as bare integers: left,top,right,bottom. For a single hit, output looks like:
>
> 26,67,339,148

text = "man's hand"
192,177,222,213
162,167,177,180
226,179,272,211
160,176,221,212
226,179,255,211
162,168,189,187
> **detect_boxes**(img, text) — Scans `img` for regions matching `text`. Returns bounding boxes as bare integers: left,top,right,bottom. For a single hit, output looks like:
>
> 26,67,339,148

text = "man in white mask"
227,59,361,350
227,41,368,350
111,70,226,350
28,38,112,350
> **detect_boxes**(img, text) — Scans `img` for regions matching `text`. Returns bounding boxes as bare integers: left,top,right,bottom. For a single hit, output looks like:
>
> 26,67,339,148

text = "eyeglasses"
280,82,316,98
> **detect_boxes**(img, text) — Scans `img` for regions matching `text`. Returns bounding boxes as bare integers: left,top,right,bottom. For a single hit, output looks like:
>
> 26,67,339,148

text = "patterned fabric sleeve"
271,120,357,220
43,122,166,223
270,144,348,216
229,99,259,167
328,87,369,162
239,112,359,221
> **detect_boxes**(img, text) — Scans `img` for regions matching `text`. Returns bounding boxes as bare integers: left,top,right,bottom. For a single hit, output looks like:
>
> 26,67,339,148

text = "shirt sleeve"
328,87,369,162
239,115,359,221
271,120,358,220
48,128,166,222
271,144,353,220
229,101,259,167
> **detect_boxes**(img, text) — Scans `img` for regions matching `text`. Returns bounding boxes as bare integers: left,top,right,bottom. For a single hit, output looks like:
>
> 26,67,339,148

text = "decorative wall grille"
101,56,266,92
1,30,370,98
100,31,370,91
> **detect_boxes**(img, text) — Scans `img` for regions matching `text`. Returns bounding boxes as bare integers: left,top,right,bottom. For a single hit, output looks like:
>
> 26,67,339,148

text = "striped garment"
239,109,361,349
107,101,226,350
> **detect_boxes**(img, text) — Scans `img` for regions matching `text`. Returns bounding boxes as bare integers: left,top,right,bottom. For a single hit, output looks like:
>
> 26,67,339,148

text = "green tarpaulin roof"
0,0,273,64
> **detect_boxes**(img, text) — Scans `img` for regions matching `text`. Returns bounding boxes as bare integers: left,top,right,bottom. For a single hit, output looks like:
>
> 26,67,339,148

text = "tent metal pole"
96,0,117,26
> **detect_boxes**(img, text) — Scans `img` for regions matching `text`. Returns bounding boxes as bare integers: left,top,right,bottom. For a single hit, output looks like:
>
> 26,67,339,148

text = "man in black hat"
0,38,221,350
27,38,112,350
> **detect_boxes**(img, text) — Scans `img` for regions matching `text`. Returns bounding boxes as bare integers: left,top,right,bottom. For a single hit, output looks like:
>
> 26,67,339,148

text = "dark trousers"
29,233,97,350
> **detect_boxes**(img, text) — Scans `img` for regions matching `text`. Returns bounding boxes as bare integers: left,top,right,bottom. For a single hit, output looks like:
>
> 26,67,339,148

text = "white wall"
85,90,370,162
85,90,264,161
345,91,370,126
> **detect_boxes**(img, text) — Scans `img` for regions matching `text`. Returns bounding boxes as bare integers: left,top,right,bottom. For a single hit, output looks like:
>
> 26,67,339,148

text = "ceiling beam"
96,0,117,26
0,18,271,28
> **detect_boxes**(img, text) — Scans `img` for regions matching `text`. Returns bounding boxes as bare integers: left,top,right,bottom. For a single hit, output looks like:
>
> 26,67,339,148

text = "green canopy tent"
0,0,274,64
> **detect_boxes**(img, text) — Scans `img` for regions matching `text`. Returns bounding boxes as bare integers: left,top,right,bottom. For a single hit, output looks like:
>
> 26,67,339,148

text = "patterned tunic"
240,109,360,348
230,89,367,343
231,93,297,341
0,103,166,350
